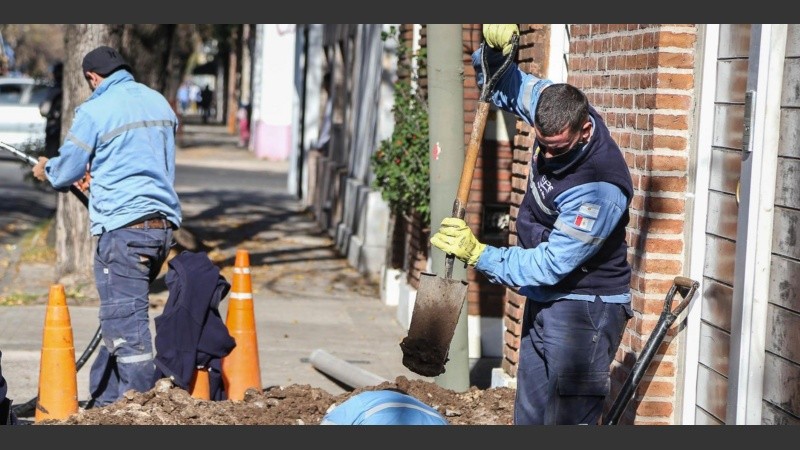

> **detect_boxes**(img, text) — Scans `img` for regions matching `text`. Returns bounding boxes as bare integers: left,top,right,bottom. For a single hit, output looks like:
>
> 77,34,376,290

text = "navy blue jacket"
517,106,633,295
153,251,236,400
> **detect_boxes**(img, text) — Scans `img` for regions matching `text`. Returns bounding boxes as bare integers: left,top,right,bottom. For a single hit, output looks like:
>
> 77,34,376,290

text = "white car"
0,76,51,154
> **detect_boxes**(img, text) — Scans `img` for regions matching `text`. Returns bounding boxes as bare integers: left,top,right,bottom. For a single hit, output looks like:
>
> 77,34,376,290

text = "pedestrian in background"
32,45,182,408
40,61,63,157
177,80,190,115
188,83,201,113
430,24,634,425
237,102,251,148
200,85,213,124
321,389,448,425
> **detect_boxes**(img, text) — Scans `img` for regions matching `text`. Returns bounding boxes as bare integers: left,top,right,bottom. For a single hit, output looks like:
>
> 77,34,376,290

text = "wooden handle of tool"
673,276,697,289
444,101,491,278
450,101,491,219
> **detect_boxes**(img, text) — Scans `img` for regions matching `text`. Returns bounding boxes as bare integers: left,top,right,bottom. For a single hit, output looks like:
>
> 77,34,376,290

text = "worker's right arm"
42,108,98,189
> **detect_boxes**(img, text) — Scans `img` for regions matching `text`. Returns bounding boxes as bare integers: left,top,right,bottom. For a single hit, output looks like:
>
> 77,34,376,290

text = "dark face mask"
536,140,587,174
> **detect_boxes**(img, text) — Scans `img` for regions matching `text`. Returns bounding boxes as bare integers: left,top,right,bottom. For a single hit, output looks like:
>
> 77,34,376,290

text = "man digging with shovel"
430,24,634,425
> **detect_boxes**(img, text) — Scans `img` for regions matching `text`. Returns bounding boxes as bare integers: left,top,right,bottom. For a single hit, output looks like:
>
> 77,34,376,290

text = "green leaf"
370,27,430,224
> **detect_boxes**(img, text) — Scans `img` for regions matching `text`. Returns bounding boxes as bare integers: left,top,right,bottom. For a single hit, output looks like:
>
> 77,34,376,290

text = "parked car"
0,76,51,156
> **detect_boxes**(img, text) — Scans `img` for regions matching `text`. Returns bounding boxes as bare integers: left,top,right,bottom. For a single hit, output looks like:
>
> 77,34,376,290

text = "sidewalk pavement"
0,118,497,418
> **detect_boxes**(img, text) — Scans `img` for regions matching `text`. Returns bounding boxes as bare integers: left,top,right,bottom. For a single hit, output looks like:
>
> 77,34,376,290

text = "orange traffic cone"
35,284,78,422
188,367,210,400
221,249,262,400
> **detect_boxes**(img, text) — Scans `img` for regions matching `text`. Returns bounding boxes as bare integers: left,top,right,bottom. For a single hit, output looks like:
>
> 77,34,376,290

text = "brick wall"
499,23,550,376
571,24,697,424
499,24,698,425
462,24,509,317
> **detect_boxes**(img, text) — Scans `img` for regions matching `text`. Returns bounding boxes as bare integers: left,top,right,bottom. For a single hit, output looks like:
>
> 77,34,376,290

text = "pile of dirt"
42,376,515,425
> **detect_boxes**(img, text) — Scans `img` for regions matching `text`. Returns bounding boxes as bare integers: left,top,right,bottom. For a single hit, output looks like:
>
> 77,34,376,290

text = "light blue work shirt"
44,70,181,235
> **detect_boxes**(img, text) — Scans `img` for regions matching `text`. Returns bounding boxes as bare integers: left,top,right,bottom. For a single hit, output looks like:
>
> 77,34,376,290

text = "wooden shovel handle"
444,101,489,278
451,101,490,218
450,36,520,219
444,36,519,279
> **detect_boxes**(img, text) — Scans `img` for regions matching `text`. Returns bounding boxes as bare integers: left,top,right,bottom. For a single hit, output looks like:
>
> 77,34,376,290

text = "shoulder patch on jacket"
579,202,600,218
574,215,596,232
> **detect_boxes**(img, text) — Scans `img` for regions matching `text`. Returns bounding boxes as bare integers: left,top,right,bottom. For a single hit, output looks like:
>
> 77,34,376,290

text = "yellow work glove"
430,217,487,266
482,24,519,56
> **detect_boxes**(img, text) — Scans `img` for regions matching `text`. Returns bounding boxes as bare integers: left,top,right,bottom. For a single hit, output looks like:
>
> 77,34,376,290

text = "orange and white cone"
189,366,210,400
221,249,262,400
35,284,78,422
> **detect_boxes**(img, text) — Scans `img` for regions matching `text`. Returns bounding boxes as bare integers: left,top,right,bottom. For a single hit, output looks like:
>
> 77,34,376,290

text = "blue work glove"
430,218,487,266
483,24,519,56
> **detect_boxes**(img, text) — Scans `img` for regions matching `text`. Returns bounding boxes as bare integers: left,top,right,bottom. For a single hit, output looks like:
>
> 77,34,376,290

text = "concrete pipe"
309,349,388,389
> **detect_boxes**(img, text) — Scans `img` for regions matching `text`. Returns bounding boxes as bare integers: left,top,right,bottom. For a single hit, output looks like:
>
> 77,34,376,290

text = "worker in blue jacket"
320,389,448,425
430,24,634,425
32,45,181,407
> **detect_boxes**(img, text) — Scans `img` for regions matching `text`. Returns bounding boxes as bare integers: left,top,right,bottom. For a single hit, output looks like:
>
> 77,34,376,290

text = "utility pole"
426,24,470,392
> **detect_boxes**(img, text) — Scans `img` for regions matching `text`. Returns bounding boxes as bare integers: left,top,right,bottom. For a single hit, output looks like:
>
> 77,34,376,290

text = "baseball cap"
82,46,132,77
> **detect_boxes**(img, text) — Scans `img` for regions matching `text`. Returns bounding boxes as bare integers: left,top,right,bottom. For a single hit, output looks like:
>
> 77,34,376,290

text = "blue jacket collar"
88,70,134,100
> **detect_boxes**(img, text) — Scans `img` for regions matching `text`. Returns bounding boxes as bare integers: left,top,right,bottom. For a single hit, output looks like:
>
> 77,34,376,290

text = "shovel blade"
400,272,468,377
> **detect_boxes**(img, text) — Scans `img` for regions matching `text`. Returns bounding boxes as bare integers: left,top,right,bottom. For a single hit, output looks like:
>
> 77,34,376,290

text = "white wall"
252,24,296,161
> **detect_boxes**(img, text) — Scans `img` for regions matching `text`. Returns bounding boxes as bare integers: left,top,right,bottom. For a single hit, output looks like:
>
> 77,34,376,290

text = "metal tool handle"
0,140,89,207
478,35,520,103
664,276,699,318
603,276,700,425
0,140,38,165
444,35,520,279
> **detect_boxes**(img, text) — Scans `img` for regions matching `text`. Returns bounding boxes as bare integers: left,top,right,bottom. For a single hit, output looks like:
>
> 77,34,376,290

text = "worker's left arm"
475,181,628,287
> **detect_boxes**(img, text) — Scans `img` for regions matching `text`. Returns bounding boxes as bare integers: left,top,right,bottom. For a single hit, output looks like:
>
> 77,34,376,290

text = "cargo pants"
88,225,172,407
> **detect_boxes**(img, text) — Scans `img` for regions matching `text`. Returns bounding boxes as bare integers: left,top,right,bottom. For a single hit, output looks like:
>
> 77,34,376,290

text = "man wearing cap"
32,45,181,408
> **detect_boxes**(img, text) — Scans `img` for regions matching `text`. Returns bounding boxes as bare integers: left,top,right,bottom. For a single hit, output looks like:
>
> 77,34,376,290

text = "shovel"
400,35,520,377
603,276,699,425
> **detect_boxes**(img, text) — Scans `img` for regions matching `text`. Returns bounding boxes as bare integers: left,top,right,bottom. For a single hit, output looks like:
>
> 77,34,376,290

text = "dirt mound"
41,376,514,425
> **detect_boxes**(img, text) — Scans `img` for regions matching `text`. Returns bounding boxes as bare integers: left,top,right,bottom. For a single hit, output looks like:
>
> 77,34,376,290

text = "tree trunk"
55,25,121,286
227,26,240,134
119,24,174,92
119,24,194,100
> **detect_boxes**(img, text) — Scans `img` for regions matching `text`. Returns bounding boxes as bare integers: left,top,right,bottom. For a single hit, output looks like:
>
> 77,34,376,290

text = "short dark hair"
534,83,589,136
